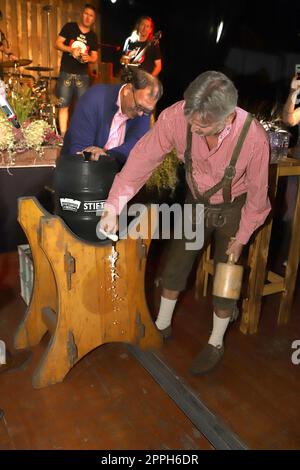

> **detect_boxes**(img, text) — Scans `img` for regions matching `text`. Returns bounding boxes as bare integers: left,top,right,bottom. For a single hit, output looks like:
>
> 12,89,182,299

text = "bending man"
100,71,271,375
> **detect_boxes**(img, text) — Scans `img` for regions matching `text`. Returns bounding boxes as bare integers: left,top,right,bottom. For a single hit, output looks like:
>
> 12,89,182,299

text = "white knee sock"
208,312,230,348
155,296,177,330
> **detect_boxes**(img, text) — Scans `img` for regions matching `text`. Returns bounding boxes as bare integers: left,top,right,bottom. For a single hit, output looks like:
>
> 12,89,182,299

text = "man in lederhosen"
55,3,98,137
99,71,271,375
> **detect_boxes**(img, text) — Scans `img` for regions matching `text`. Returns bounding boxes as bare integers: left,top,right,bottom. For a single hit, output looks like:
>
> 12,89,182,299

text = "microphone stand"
43,5,52,86
42,5,57,133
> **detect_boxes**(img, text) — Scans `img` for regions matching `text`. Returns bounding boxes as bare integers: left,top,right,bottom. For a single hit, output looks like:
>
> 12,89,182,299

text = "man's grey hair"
183,71,238,123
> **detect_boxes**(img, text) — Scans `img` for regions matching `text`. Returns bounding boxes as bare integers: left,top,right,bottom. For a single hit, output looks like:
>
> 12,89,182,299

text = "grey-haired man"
100,71,271,375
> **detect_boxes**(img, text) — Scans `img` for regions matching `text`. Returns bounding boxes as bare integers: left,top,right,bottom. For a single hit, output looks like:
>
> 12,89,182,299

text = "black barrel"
54,153,120,242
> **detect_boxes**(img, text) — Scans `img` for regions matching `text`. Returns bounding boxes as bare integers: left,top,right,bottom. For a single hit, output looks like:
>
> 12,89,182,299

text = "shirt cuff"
235,231,250,246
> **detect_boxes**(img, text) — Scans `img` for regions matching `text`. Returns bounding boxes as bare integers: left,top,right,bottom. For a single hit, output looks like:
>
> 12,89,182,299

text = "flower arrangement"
0,114,62,165
0,115,14,155
0,83,62,166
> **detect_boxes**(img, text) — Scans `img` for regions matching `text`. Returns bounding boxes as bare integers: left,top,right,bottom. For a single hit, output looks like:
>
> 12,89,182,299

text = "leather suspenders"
184,113,253,204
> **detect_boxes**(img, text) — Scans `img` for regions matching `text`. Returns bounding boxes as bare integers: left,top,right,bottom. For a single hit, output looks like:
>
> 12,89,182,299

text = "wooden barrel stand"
14,197,162,388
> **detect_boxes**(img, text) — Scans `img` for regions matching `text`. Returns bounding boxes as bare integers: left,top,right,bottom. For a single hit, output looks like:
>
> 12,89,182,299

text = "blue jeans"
56,72,90,107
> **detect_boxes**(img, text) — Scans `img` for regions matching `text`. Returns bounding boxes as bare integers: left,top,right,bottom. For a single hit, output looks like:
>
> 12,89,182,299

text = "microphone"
0,80,20,128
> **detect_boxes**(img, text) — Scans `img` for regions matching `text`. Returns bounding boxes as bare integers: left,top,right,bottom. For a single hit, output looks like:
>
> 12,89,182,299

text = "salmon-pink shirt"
104,85,128,150
105,101,271,244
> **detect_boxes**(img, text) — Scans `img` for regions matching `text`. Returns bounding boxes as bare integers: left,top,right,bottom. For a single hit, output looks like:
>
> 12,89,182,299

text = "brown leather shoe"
0,349,32,374
156,324,172,340
189,343,224,375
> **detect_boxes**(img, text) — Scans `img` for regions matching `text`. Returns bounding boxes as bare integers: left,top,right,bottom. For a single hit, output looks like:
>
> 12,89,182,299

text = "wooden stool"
14,197,162,388
195,158,300,334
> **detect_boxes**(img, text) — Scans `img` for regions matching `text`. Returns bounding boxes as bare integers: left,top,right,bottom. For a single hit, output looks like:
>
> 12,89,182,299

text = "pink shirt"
105,101,271,245
104,85,128,150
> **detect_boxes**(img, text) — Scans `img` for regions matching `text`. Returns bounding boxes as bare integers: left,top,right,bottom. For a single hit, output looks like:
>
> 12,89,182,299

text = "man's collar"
217,110,237,142
218,122,232,142
116,84,128,118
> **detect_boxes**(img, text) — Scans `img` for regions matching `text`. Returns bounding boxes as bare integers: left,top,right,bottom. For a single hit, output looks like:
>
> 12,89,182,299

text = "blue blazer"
62,84,150,165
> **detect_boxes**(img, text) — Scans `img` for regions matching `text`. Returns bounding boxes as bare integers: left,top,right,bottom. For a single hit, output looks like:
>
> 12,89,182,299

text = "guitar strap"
131,32,162,64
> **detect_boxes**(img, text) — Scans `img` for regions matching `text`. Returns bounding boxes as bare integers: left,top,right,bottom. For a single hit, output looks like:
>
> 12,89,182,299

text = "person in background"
281,75,300,264
62,68,163,166
99,71,271,375
55,3,98,136
282,75,300,134
120,16,162,77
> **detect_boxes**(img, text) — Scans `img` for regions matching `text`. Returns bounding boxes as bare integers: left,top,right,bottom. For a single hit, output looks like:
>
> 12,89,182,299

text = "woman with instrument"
120,16,162,77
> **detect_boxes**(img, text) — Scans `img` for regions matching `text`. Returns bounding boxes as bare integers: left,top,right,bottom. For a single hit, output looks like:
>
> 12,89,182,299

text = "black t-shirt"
122,39,161,74
59,22,98,75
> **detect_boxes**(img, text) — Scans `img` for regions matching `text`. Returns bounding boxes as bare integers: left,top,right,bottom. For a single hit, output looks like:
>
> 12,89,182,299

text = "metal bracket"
135,311,145,340
127,345,248,450
64,251,75,290
67,330,78,367
224,165,236,180
136,238,147,270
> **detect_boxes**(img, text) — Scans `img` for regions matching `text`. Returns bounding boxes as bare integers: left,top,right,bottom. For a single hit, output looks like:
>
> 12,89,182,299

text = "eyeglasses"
132,88,152,116
189,116,226,135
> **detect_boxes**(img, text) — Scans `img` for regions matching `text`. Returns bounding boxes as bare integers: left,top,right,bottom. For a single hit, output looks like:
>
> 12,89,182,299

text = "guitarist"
120,16,162,77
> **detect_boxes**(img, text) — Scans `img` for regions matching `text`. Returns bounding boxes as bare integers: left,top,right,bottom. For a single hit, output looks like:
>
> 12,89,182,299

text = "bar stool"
195,157,300,334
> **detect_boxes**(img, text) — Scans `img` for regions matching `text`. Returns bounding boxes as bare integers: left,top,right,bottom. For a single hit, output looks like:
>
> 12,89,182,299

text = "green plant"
9,84,38,125
146,149,181,195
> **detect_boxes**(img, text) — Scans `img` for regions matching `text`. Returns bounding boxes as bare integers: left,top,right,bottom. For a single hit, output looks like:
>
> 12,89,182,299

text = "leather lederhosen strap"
184,113,253,204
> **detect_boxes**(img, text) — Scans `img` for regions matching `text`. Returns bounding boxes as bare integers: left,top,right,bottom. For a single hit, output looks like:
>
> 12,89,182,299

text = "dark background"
99,0,300,118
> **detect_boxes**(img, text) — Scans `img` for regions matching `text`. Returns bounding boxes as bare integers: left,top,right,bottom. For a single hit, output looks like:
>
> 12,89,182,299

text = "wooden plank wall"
0,0,101,78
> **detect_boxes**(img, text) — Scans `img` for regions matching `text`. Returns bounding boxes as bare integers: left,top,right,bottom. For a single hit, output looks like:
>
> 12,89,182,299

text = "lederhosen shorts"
161,191,246,312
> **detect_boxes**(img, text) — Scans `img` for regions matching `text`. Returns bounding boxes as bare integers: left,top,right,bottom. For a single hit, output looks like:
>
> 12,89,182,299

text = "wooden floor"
0,246,300,450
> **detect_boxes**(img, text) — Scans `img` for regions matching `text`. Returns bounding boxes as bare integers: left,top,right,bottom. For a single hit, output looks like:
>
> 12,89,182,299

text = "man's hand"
71,47,82,59
120,54,130,65
290,75,300,92
81,53,90,63
99,209,118,235
226,238,243,263
82,146,108,161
